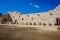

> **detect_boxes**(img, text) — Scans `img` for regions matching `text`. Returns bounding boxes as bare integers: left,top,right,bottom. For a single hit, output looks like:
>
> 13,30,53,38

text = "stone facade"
0,5,60,27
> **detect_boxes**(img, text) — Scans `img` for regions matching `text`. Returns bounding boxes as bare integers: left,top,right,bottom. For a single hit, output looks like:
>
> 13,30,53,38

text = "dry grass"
0,25,60,40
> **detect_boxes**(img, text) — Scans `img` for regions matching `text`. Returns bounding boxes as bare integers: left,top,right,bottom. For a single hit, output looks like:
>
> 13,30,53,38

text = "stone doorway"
55,18,60,26
55,18,60,31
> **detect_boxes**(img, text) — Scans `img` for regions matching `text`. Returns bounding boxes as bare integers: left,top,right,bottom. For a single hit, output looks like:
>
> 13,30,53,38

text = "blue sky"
0,0,60,14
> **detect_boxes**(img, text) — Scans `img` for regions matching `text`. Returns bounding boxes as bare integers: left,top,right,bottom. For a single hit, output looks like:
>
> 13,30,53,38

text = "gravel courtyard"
0,25,60,40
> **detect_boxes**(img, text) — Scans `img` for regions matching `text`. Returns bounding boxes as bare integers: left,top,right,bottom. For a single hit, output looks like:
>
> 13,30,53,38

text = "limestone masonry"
0,5,60,30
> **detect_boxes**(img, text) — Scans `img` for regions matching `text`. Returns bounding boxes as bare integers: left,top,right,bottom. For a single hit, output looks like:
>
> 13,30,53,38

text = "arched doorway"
2,19,7,24
54,18,60,31
55,18,60,26
55,18,60,31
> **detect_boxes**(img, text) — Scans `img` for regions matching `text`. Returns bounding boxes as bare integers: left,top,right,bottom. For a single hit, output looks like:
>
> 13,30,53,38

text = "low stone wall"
0,24,59,31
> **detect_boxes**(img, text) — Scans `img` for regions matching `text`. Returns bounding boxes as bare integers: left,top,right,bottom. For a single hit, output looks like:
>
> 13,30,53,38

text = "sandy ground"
0,25,60,40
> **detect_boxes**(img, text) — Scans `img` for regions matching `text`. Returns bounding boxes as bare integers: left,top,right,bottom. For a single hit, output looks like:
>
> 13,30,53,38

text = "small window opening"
3,19,7,21
39,23,41,25
34,22,36,25
43,23,46,26
19,16,20,17
31,18,34,20
50,13,53,15
27,15,29,17
17,23,18,24
22,18,24,20
49,23,52,26
15,20,17,23
54,23,57,26
26,23,28,25
30,23,32,25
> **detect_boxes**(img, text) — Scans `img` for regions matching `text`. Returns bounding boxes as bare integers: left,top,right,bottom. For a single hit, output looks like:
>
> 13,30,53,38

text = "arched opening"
30,23,32,25
19,16,20,17
2,19,7,24
34,22,36,25
31,18,34,20
27,15,29,17
17,23,18,24
50,13,53,15
13,20,17,24
26,22,28,25
39,23,41,25
15,20,17,23
43,23,46,26
49,23,52,26
22,18,24,20
55,18,60,26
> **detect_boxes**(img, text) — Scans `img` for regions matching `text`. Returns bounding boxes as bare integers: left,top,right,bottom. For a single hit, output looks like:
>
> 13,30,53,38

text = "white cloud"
30,3,40,8
34,5,40,8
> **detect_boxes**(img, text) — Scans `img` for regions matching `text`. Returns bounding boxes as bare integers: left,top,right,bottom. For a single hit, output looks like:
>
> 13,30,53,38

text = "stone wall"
8,11,60,26
0,5,60,27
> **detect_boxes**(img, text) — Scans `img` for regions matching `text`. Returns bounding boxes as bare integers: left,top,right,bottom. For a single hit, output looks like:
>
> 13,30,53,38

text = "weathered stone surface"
0,5,60,30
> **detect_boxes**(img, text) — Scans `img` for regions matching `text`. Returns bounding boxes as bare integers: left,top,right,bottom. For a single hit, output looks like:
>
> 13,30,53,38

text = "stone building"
0,5,60,27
